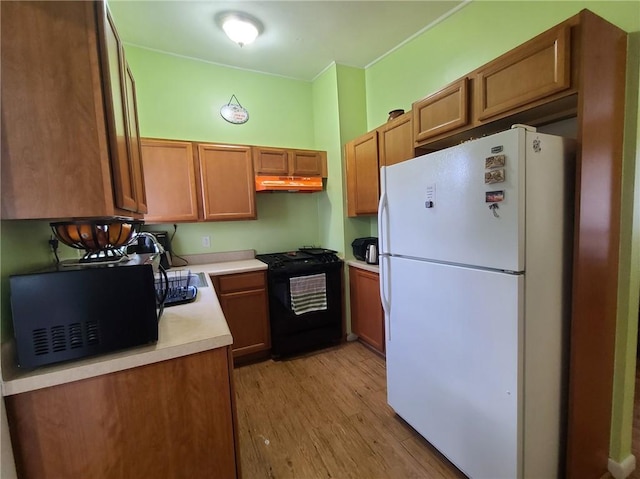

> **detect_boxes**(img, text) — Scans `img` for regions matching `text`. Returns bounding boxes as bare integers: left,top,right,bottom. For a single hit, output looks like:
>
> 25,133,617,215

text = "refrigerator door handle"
378,166,389,255
379,254,391,341
378,169,391,341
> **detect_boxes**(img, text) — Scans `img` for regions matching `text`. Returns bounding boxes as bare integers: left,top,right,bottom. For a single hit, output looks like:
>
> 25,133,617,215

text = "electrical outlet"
202,236,211,248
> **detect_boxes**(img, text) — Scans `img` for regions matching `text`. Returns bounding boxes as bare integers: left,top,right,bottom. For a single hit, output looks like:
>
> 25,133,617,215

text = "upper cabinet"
346,131,379,217
198,144,256,221
413,22,576,149
141,139,199,223
0,1,147,220
123,63,147,214
345,112,414,217
141,140,328,223
253,147,326,177
475,25,572,121
413,78,469,145
378,112,414,167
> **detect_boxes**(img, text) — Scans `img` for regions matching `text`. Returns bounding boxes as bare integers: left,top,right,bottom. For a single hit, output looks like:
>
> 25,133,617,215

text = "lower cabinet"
212,271,271,361
349,266,385,354
5,347,239,479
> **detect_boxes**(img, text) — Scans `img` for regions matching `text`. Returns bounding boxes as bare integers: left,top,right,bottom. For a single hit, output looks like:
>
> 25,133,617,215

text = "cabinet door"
378,112,414,166
220,289,271,358
124,62,147,214
197,144,256,221
290,149,324,176
349,267,384,354
5,348,238,479
475,26,571,121
0,1,121,219
253,147,289,175
141,139,199,222
102,7,139,213
413,78,469,145
214,271,270,359
346,131,379,217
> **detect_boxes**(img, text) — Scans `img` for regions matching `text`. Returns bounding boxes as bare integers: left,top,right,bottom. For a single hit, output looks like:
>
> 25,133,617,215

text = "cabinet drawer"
413,78,469,144
215,271,266,293
475,25,571,121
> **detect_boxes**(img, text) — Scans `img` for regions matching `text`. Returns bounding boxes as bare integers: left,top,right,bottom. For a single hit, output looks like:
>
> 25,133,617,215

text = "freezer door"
386,256,523,479
384,127,526,271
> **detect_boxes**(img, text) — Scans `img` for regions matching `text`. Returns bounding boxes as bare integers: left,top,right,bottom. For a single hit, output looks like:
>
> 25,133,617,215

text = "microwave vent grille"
30,321,101,358
86,321,99,345
51,326,66,352
69,323,83,349
32,329,49,356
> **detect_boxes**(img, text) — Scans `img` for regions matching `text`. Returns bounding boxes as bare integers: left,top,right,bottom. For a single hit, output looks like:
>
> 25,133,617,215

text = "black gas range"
256,248,343,358
256,248,342,275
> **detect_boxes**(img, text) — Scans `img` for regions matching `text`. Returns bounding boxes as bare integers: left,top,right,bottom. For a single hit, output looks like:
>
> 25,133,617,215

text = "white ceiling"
108,1,468,81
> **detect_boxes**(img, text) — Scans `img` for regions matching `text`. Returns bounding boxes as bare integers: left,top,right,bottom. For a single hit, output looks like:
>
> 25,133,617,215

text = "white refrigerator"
378,126,575,479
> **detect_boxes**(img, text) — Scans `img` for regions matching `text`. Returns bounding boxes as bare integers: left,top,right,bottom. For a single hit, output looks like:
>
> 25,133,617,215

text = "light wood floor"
233,341,466,479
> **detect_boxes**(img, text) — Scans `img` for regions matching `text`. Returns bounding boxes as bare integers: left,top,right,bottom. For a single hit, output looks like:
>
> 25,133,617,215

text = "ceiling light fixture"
216,11,262,48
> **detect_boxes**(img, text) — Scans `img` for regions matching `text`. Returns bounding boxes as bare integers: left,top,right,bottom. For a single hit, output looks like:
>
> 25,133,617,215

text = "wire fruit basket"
50,217,143,262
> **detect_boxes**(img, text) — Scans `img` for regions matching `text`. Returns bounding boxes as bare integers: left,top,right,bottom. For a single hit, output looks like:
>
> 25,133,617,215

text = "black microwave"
9,263,160,369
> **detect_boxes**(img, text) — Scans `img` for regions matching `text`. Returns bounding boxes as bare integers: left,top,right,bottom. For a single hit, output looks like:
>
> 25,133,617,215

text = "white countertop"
347,259,380,274
1,258,267,396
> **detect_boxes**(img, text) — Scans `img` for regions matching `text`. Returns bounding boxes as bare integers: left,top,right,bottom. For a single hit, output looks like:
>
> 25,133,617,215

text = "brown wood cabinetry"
140,139,199,222
253,147,326,176
140,140,256,223
475,25,572,121
349,266,384,354
0,1,147,219
413,22,577,150
5,347,240,479
346,113,414,216
378,111,414,166
198,144,256,221
345,131,380,217
123,63,148,214
413,78,469,145
212,271,271,361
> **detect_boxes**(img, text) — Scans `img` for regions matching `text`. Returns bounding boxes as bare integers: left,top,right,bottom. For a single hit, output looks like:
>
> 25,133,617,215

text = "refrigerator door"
383,127,526,272
386,256,523,479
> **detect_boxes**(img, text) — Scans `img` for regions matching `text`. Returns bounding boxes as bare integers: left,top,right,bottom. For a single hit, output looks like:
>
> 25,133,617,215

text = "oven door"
266,262,343,357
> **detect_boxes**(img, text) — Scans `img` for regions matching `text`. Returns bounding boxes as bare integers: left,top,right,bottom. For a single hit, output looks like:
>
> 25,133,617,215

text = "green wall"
126,46,316,147
365,1,640,128
124,46,331,257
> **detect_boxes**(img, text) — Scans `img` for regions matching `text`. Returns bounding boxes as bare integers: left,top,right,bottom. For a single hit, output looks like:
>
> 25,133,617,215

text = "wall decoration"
220,94,249,124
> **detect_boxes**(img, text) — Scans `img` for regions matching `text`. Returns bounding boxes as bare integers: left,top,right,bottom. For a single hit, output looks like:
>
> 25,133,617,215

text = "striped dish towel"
289,273,327,315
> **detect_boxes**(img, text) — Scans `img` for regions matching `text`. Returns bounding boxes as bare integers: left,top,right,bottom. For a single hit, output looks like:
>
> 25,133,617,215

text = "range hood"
255,175,323,192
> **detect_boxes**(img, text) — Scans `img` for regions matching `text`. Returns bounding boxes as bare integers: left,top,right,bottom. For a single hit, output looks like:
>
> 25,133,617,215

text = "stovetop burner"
256,247,341,270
